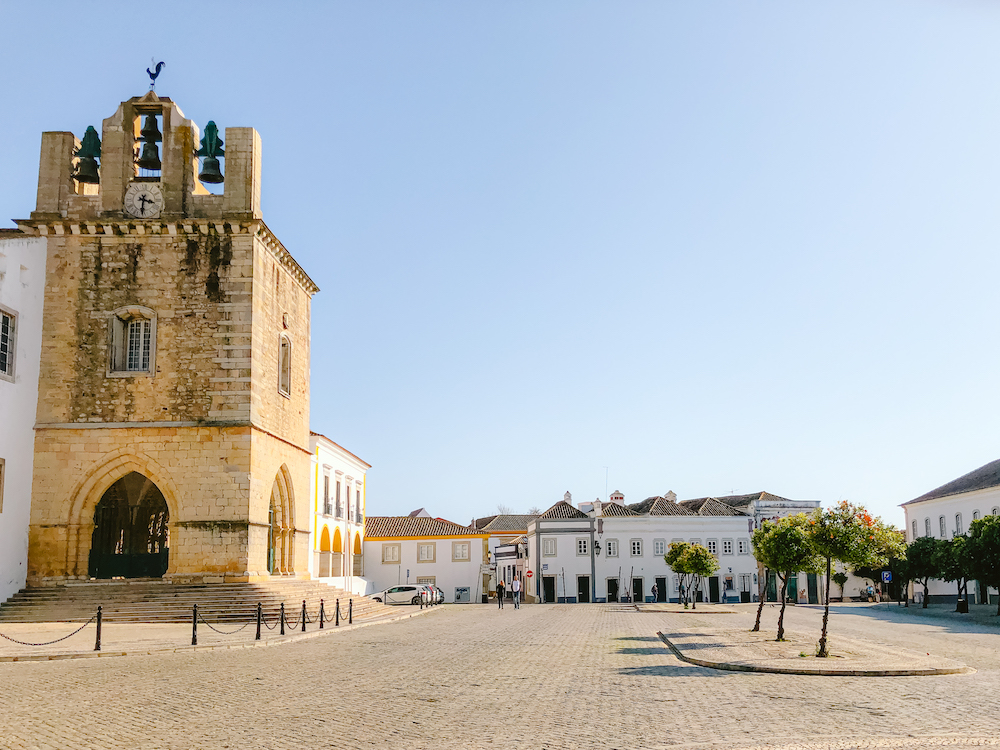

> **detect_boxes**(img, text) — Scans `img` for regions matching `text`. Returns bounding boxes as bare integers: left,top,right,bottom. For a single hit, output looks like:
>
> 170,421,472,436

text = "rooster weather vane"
147,59,165,90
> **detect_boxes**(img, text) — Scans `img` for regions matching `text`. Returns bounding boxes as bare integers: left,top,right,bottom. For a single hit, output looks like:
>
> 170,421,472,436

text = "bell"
139,115,162,144
75,156,100,184
199,156,224,183
137,142,161,171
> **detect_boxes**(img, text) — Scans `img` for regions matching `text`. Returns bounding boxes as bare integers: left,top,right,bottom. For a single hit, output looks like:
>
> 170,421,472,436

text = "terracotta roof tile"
365,516,484,538
600,502,639,517
481,515,538,532
537,501,588,519
903,458,1000,505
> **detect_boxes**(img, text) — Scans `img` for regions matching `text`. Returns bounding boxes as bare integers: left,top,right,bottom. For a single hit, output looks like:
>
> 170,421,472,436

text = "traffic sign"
882,571,892,583
526,570,533,578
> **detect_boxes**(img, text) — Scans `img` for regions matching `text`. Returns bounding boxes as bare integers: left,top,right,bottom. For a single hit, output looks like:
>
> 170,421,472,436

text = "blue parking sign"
881,571,892,583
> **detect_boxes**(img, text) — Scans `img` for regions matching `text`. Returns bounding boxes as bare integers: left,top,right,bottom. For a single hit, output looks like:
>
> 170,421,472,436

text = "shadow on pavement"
617,664,730,677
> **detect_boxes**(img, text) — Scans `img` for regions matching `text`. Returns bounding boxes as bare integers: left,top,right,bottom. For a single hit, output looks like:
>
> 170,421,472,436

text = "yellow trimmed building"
309,432,369,593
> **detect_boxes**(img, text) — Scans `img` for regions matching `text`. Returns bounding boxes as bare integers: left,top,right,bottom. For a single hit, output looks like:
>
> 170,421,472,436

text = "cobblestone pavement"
1,602,999,750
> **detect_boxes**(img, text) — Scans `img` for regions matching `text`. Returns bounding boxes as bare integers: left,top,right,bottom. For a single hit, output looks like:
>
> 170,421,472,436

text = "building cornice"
13,217,319,296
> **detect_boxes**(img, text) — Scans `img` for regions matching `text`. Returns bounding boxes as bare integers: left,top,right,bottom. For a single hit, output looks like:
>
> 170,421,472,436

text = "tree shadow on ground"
617,664,730,677
819,603,1000,638
614,635,661,642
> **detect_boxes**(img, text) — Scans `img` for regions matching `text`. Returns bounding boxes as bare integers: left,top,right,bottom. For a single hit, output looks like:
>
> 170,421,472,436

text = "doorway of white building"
542,576,556,603
607,577,619,603
577,575,590,603
654,576,667,603
709,577,720,603
631,577,643,603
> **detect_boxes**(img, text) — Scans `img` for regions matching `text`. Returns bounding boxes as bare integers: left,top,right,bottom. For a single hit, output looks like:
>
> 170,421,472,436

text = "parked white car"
371,585,428,605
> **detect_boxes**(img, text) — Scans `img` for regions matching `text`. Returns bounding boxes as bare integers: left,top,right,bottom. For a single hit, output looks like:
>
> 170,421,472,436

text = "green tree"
905,536,940,609
888,556,911,607
665,542,719,610
966,515,1000,615
750,563,770,632
831,571,848,600
808,502,903,657
934,535,973,611
752,515,821,641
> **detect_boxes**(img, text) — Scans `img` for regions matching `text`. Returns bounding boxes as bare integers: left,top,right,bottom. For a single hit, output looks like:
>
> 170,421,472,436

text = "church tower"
17,88,318,584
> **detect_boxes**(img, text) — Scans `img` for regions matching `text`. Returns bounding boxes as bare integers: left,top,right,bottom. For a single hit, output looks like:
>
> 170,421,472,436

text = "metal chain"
0,614,96,647
196,611,253,635
283,609,301,629
260,612,279,630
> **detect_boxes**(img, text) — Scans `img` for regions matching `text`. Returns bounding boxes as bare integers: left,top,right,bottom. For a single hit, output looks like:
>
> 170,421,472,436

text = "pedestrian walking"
497,579,506,609
511,575,521,609
651,583,658,603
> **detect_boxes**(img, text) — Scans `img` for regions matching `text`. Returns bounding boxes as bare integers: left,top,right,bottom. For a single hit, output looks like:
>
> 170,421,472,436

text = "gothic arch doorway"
88,472,169,579
268,466,295,574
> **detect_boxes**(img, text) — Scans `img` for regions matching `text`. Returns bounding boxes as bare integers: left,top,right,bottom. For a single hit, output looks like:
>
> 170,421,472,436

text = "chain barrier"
260,611,279,630
0,613,97,647
196,610,254,636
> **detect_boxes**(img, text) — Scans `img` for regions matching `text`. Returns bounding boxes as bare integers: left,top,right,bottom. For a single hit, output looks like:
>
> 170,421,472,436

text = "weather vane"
147,59,165,91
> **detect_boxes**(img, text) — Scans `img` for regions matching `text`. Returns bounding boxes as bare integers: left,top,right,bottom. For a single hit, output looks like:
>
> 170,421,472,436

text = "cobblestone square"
1,602,999,749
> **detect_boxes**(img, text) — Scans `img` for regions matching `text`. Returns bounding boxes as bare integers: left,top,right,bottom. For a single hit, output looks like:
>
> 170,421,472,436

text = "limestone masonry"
16,92,319,584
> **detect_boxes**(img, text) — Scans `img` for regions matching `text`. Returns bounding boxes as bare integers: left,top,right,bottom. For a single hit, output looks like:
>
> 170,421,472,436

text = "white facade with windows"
364,515,489,603
308,432,370,594
901,458,1000,604
0,232,46,603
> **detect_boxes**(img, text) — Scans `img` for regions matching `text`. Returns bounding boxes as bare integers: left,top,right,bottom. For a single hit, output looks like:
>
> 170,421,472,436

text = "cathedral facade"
17,91,318,584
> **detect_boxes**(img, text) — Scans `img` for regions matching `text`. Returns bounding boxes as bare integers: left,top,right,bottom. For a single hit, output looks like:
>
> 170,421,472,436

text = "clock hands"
137,193,154,216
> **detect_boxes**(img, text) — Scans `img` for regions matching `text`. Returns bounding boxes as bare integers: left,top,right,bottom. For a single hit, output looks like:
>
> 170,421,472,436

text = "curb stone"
656,631,976,677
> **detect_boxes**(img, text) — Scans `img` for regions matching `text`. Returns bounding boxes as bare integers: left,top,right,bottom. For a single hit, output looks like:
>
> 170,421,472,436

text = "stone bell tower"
17,88,318,584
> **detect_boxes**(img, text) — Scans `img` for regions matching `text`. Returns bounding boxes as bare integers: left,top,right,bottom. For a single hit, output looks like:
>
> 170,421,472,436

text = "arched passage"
332,527,344,576
318,526,332,577
352,532,363,576
269,465,296,575
88,472,169,578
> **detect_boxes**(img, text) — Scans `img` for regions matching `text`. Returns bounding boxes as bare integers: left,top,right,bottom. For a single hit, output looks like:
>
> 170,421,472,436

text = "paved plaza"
2,602,1000,749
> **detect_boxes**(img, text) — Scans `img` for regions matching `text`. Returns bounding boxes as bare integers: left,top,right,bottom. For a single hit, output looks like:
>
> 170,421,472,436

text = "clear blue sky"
3,2,1000,526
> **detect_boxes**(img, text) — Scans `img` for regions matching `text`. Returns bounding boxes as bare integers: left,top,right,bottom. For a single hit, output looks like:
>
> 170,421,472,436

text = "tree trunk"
751,569,767,632
691,576,698,611
776,575,789,641
922,581,929,608
817,557,832,658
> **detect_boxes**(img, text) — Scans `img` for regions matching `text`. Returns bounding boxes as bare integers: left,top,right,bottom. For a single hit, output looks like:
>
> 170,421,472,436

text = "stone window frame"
416,576,436,585
738,539,749,555
382,543,400,564
452,541,471,562
576,537,589,556
653,538,666,556
542,537,556,557
706,539,718,555
605,539,619,558
939,516,946,538
0,304,16,383
278,333,292,397
955,513,963,536
322,469,332,516
973,510,980,522
418,542,436,563
924,518,931,537
355,483,363,523
106,305,157,378
630,539,642,557
911,520,918,541
722,539,734,555
993,507,1000,516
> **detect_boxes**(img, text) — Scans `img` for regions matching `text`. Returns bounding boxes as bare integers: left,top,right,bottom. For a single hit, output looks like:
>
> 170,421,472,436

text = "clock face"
124,183,164,219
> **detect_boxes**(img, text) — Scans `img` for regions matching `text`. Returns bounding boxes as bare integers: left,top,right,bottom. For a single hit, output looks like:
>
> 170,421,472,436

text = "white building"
474,514,537,594
0,231,47,603
901,457,1000,604
524,489,821,605
308,432,370,595
364,516,489,603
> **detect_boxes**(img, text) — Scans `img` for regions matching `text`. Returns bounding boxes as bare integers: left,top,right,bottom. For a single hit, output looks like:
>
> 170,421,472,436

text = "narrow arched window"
911,520,917,541
973,510,980,521
108,306,156,376
939,516,946,538
924,518,931,537
955,513,963,536
278,335,291,396
993,507,1000,516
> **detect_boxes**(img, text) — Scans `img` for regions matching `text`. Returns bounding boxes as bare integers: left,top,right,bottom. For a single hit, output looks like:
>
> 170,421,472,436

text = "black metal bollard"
319,599,325,630
349,598,353,624
301,600,307,632
335,598,340,627
280,602,286,636
256,602,262,641
94,605,102,652
420,592,424,610
192,603,198,646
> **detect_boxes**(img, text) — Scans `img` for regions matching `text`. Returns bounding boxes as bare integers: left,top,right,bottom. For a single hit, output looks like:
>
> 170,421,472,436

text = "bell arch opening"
88,471,169,579
268,465,296,575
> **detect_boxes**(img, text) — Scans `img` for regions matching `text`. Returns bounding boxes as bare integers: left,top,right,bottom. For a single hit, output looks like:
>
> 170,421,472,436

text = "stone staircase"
0,579,394,624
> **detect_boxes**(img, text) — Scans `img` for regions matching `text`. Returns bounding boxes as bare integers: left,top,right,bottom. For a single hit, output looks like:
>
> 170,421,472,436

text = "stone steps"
0,580,391,624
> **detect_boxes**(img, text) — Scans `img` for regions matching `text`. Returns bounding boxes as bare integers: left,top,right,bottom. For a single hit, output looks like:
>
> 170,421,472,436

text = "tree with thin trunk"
966,515,1000,616
665,542,718,611
906,536,940,609
751,565,770,632
751,515,821,641
808,502,903,657
831,571,848,601
935,535,973,611
888,556,911,607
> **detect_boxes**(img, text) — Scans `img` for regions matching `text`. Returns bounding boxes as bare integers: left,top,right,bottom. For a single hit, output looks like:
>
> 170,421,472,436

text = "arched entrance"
332,528,344,577
319,526,332,577
88,471,169,579
268,466,295,574
353,532,363,576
